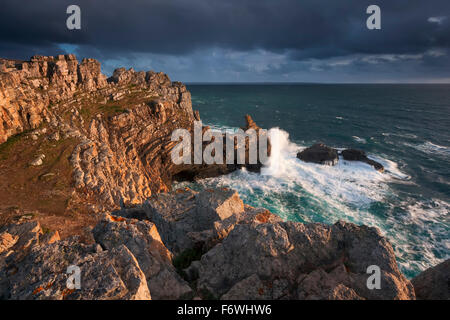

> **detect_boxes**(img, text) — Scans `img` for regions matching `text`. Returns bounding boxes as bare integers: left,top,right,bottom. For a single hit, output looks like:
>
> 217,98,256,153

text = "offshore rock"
297,143,339,166
341,149,384,172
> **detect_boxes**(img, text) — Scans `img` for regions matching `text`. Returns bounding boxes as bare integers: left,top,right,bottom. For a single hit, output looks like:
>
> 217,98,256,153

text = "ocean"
175,84,450,279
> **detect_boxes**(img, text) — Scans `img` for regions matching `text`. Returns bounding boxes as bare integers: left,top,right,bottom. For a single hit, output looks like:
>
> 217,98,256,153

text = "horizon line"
185,81,450,85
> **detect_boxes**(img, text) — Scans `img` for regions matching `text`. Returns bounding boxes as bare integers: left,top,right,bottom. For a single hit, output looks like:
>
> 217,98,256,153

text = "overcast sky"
1,0,450,83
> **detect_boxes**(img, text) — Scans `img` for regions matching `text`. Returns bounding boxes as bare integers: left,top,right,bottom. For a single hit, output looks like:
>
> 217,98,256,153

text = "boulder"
2,235,150,300
189,220,414,300
138,188,282,256
0,220,156,300
141,187,245,255
412,259,449,300
341,149,384,172
0,189,417,301
92,214,193,299
297,143,338,166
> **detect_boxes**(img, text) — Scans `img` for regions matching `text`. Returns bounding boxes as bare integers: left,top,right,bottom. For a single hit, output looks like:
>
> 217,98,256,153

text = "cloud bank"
1,0,449,82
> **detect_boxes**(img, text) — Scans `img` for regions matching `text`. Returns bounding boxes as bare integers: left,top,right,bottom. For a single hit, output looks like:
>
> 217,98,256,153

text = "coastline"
0,55,448,300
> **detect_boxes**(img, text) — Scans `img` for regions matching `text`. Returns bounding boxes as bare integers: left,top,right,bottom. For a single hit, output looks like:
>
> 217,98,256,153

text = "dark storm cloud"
0,0,449,81
1,0,449,58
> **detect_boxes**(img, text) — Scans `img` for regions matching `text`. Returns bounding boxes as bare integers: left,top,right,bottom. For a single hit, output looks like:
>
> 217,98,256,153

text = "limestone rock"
92,214,193,299
30,154,45,166
142,187,245,255
412,259,449,300
191,220,415,300
6,239,150,300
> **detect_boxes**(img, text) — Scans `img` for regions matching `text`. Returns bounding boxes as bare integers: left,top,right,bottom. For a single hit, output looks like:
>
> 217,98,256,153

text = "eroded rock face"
0,55,106,144
92,214,193,299
136,187,281,256
412,259,449,300
69,75,196,210
297,143,339,166
1,54,271,214
8,240,150,300
0,219,153,300
170,114,271,182
188,219,415,300
341,149,384,172
0,188,418,300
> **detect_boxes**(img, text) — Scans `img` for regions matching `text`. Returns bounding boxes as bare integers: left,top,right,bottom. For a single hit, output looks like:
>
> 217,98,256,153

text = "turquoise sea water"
176,84,450,278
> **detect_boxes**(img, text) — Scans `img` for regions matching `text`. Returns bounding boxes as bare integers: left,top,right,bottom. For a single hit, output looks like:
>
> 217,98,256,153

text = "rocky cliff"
0,55,446,300
0,55,266,235
0,188,417,300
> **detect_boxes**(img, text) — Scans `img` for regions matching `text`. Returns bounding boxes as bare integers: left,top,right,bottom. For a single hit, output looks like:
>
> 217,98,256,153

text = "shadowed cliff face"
0,55,268,231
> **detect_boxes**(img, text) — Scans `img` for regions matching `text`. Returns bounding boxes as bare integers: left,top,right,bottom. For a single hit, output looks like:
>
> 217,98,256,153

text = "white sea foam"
402,141,450,158
382,132,418,139
414,141,450,156
191,127,403,218
392,199,450,273
352,136,367,144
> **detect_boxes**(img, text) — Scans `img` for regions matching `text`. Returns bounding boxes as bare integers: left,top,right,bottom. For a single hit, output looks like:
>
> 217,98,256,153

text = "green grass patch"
173,247,204,272
99,104,128,116
0,131,29,160
42,226,52,234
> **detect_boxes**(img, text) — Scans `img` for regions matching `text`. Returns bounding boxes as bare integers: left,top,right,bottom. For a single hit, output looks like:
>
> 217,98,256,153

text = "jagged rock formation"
0,55,106,144
116,187,281,255
0,55,441,301
92,214,193,299
188,220,414,300
0,54,268,219
412,259,449,300
0,188,417,300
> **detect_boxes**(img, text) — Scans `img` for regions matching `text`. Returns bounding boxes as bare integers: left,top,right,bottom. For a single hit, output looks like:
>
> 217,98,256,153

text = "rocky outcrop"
297,144,384,172
0,55,106,144
297,143,339,166
187,219,414,300
0,188,417,300
412,259,449,300
170,114,271,182
92,214,192,299
0,54,269,215
126,187,281,255
0,219,157,300
341,149,384,172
